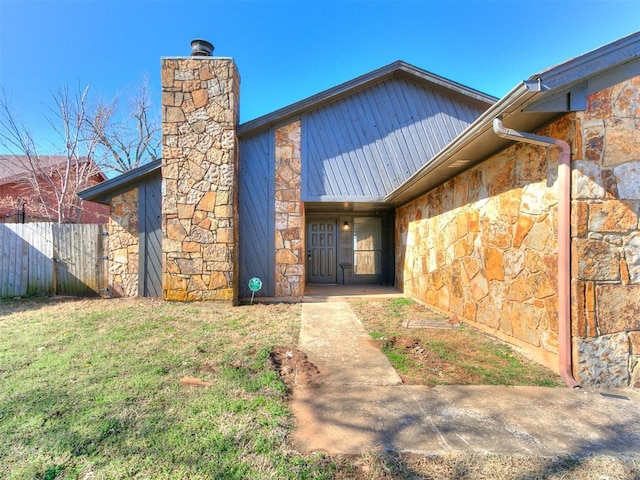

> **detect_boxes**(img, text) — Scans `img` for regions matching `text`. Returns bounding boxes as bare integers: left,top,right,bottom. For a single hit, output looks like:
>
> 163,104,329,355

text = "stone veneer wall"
396,75,640,387
274,120,305,297
108,188,139,297
571,76,640,388
161,57,239,302
396,117,573,372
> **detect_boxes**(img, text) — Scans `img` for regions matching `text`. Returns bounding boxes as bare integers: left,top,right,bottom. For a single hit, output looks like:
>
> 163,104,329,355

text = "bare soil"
269,346,320,393
349,299,562,387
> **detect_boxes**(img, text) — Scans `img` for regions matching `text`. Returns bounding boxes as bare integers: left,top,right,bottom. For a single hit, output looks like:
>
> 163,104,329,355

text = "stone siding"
108,188,139,297
396,118,569,371
274,120,304,297
161,57,239,302
571,75,640,388
396,75,640,387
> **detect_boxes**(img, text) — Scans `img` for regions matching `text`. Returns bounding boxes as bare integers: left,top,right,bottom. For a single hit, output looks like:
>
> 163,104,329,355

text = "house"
0,155,109,223
80,31,640,388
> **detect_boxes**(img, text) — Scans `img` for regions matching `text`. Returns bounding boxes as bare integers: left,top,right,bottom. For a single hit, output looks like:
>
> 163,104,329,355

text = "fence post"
51,223,58,296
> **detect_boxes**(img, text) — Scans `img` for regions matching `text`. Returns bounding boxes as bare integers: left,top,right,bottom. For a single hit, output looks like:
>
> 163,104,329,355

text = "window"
353,217,381,275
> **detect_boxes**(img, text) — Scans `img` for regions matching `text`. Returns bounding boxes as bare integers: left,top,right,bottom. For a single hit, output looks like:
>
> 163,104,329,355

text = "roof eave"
385,31,640,207
79,160,162,204
528,30,640,89
384,82,538,206
237,61,497,138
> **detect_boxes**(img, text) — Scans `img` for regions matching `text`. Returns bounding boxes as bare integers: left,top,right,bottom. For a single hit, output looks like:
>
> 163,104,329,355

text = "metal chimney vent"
191,39,214,57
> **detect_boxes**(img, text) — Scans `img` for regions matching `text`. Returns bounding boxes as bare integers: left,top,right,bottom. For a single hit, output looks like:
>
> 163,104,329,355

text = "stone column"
161,57,239,302
274,120,304,297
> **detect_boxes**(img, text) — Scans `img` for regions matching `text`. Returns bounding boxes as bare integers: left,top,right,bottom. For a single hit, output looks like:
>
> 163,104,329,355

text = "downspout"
493,118,580,388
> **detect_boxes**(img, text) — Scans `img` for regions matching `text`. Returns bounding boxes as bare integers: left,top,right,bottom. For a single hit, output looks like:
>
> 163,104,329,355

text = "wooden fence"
0,223,107,298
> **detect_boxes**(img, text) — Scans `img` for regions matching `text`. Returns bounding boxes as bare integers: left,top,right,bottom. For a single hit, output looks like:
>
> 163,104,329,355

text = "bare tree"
87,77,161,174
0,85,102,224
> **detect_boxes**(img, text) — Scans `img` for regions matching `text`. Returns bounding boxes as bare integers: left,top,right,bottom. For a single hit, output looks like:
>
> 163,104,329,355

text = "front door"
307,219,337,284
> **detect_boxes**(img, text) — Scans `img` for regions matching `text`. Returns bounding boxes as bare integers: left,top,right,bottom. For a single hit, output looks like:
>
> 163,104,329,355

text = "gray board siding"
302,76,486,200
238,130,274,298
139,174,162,297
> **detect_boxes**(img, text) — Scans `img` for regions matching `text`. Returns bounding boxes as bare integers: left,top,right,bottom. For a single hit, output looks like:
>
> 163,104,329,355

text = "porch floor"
302,284,403,302
239,284,403,304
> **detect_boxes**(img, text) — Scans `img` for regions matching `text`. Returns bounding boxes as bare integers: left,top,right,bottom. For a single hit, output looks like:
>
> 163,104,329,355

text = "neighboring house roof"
79,159,162,204
386,30,640,206
0,155,107,186
238,60,497,138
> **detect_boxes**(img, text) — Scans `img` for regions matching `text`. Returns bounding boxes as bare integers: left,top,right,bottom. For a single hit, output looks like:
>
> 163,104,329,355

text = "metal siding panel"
304,116,329,197
138,180,147,297
303,77,484,200
348,93,394,195
238,130,274,297
140,175,162,297
367,82,407,188
317,108,354,196
383,81,417,178
325,104,361,196
394,81,439,175
146,177,163,297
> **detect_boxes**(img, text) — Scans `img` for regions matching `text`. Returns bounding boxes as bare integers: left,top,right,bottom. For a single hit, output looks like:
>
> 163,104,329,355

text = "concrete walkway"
291,301,640,457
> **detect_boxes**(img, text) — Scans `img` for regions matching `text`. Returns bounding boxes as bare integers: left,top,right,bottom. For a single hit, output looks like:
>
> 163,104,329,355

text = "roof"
82,31,640,210
0,155,107,186
386,30,640,206
238,61,497,137
78,159,161,204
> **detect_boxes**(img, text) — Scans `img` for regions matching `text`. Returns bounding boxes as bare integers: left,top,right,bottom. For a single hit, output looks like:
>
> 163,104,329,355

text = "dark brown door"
307,219,336,284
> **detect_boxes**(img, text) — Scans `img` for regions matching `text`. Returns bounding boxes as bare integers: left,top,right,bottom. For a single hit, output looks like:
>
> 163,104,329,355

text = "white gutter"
493,118,580,389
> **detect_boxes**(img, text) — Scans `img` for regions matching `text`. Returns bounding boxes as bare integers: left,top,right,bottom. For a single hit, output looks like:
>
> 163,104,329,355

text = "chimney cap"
191,39,214,57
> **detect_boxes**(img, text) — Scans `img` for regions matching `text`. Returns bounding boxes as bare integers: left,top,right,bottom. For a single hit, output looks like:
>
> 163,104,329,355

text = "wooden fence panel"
26,223,54,296
0,223,54,297
0,223,106,298
52,224,106,296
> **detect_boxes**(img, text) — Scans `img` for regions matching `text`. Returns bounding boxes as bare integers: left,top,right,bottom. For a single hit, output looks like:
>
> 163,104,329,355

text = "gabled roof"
0,155,107,186
81,32,640,210
238,61,497,137
78,159,161,204
386,30,640,206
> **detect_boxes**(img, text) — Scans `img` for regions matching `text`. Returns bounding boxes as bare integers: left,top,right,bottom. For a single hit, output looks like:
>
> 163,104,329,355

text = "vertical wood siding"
238,130,274,297
0,223,106,298
139,175,162,297
303,77,486,200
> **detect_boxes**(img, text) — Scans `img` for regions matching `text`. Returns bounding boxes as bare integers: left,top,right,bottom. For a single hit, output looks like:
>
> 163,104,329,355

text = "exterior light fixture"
343,221,350,230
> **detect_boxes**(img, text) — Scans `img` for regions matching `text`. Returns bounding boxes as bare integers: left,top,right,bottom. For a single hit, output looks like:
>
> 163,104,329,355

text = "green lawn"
0,298,331,480
2,297,638,480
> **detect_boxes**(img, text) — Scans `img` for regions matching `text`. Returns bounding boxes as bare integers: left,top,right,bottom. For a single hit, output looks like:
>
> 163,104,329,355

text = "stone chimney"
161,41,239,302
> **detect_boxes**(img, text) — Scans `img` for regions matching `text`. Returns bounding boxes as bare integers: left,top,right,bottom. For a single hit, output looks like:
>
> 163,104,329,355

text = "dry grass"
330,452,640,479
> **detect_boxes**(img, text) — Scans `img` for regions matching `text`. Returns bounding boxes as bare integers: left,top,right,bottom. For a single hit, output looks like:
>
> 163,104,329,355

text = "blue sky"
0,0,638,153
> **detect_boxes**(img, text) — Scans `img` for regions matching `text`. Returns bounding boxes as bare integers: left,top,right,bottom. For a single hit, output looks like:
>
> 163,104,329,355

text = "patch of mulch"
269,347,320,393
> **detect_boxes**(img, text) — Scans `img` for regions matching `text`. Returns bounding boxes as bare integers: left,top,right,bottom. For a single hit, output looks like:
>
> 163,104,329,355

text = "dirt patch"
269,346,321,392
385,336,446,371
351,299,563,387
